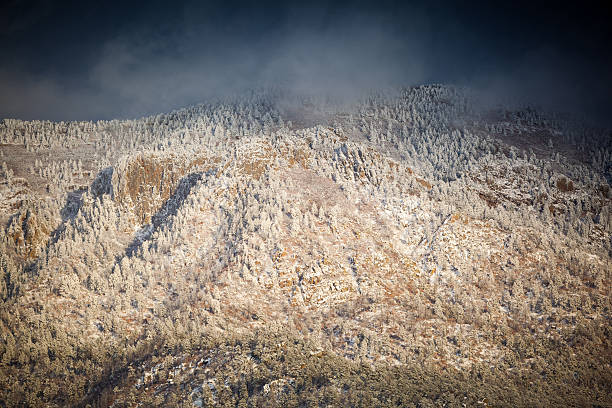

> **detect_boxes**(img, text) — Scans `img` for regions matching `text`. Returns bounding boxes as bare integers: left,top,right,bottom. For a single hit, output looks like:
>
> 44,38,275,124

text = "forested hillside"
0,86,610,407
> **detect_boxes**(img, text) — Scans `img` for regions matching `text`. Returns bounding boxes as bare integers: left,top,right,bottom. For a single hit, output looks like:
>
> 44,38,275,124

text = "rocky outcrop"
112,151,220,225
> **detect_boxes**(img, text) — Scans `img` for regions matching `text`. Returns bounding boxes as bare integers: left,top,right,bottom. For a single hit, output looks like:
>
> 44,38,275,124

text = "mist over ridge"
1,1,611,124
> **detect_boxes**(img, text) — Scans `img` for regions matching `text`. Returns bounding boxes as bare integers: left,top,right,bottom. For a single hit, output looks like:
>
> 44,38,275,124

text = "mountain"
0,86,610,407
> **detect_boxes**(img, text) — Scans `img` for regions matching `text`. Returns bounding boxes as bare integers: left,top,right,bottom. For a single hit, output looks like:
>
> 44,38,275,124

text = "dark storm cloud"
0,1,427,119
1,1,611,123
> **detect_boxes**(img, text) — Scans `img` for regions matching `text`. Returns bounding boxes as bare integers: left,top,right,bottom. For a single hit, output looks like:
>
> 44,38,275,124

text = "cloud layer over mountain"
1,1,611,122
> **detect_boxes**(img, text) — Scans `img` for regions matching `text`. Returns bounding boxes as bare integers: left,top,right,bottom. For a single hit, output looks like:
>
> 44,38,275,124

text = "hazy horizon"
1,1,611,124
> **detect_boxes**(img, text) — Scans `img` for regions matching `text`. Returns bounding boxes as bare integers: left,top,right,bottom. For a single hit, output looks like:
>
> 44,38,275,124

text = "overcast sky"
1,0,611,123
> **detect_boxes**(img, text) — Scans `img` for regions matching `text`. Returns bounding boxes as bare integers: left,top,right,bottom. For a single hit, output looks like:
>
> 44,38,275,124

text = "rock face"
112,151,219,225
0,87,610,406
4,202,56,261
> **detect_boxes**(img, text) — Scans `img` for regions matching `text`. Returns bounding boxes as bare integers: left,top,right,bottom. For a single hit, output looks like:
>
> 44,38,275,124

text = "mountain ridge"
0,85,610,406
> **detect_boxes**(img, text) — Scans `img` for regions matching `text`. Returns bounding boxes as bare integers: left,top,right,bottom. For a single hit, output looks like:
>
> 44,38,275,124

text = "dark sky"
1,0,611,122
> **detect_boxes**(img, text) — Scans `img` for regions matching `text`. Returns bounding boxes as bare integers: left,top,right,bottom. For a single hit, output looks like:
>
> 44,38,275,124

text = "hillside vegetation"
0,86,610,406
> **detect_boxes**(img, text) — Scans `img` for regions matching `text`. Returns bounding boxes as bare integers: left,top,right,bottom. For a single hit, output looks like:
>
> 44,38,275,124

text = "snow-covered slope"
0,86,610,406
